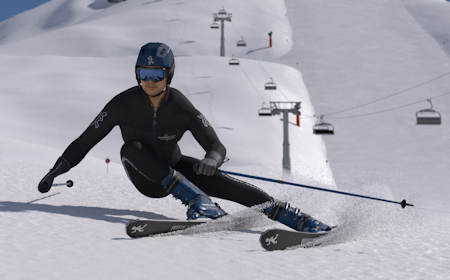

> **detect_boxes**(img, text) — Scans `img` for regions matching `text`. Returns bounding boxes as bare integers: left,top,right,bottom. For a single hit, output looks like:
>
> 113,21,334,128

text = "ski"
126,219,207,238
260,228,331,251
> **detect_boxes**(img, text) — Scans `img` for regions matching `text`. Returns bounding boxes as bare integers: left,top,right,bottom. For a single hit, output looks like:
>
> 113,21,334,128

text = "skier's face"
140,66,167,97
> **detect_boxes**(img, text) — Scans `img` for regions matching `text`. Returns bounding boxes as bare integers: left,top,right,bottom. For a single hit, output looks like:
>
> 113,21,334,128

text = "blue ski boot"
162,171,227,220
265,200,332,233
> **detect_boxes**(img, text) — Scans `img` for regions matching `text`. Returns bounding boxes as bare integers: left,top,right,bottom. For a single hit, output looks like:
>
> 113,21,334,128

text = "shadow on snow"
0,200,170,225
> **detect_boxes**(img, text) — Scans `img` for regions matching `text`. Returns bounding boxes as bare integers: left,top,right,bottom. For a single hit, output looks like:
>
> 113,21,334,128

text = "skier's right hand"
38,157,71,193
195,157,218,176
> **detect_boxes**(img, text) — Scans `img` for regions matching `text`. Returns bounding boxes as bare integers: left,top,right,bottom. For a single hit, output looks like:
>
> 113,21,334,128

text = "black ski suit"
59,86,271,206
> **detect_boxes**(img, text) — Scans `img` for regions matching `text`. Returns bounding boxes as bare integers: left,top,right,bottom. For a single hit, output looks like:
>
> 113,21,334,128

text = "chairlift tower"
259,101,301,172
213,8,232,57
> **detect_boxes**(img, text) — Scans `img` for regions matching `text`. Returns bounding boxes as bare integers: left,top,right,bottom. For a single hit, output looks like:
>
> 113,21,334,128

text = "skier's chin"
144,87,159,96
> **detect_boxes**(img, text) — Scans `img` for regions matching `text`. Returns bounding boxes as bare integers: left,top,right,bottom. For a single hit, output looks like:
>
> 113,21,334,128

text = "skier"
38,42,332,233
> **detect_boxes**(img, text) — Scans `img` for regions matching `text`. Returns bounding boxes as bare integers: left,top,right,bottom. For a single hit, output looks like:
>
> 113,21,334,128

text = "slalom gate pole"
219,170,413,208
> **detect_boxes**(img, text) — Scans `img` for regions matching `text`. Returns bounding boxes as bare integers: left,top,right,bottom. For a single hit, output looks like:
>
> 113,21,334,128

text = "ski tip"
259,228,332,251
326,225,337,232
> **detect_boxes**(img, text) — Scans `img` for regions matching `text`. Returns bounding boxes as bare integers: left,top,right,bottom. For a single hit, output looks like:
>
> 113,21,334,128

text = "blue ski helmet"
135,42,175,85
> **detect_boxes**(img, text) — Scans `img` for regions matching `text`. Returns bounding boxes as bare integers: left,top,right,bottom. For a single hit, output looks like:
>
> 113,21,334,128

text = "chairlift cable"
324,71,450,117
300,114,316,119
205,1,293,104
228,11,244,39
248,52,290,101
427,90,450,101
239,63,266,103
221,29,272,103
209,2,290,102
204,0,265,103
211,0,247,47
204,0,450,122
203,0,215,14
326,91,450,120
226,37,265,103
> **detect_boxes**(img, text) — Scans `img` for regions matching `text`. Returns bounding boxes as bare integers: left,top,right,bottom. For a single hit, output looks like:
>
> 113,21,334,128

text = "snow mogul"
38,42,332,233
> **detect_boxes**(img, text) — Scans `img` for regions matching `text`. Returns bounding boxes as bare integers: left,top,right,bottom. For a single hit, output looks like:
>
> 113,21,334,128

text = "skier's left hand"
38,157,71,193
195,158,218,176
38,170,56,193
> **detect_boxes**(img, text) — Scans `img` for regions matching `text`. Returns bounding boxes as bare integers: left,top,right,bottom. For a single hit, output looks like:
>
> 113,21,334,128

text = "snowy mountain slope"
0,0,449,279
0,0,291,60
404,0,450,58
279,0,450,212
0,0,332,184
1,139,446,279
0,53,332,185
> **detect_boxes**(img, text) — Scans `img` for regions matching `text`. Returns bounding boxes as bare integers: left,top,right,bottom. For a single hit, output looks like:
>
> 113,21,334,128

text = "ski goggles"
137,67,167,82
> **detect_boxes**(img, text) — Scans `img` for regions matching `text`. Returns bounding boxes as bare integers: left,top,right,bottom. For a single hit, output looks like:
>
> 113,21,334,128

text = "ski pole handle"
52,180,74,188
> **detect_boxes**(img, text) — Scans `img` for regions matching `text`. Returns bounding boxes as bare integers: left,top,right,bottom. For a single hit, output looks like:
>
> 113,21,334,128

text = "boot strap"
164,171,185,193
267,201,285,221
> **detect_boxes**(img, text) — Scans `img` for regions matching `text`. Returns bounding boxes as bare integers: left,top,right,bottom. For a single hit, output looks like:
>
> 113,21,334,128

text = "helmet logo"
147,56,155,65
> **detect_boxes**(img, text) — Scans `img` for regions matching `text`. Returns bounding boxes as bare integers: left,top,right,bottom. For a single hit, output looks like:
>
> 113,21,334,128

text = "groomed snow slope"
280,0,450,213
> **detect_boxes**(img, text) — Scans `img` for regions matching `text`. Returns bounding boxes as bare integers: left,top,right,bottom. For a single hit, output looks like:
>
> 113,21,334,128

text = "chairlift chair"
258,103,273,116
264,78,277,90
416,109,441,125
229,56,240,65
416,99,441,125
313,123,335,134
237,37,246,47
210,22,219,29
258,108,273,116
313,116,334,135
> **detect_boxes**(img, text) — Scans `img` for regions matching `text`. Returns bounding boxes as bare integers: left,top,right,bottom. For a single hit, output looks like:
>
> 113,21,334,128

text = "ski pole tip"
401,199,413,208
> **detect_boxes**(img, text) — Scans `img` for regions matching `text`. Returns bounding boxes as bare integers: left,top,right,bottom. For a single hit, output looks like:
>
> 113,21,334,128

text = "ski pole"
52,180,74,188
219,170,413,208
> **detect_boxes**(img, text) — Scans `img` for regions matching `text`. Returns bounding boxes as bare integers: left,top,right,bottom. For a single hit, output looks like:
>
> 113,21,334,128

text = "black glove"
38,157,71,193
195,158,218,176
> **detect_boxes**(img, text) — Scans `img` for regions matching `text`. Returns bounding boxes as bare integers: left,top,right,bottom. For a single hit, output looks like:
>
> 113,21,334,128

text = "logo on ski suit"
265,234,279,246
197,114,211,128
158,134,176,142
90,112,107,129
131,224,148,233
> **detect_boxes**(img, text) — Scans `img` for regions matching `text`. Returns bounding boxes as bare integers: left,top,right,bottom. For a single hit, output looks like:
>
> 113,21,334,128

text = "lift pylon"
258,102,301,172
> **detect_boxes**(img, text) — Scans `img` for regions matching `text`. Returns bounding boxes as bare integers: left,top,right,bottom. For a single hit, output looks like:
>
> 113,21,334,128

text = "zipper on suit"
151,105,163,160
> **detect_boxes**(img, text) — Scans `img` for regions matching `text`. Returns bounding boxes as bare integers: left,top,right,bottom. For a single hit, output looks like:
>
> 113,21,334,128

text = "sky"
0,0,50,23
